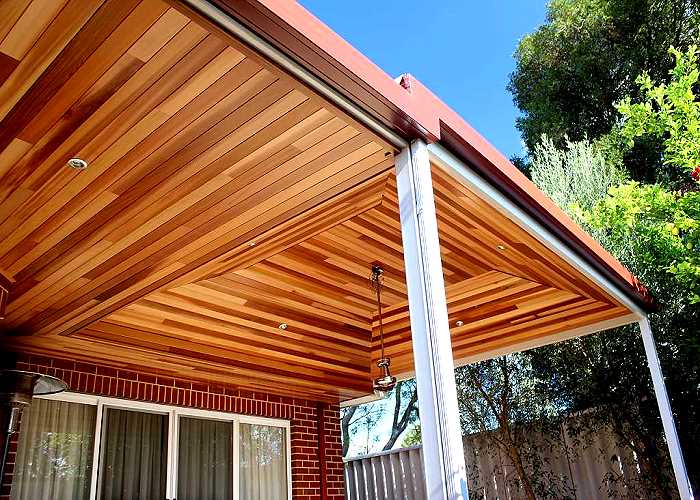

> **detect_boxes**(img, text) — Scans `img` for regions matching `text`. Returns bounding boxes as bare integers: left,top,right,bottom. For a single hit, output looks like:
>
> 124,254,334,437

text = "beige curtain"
177,417,233,500
239,423,287,500
11,398,96,500
98,408,167,500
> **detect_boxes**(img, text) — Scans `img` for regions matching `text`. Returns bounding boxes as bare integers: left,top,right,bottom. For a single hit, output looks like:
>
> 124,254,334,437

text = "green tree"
527,138,689,499
382,380,418,451
340,381,418,457
340,404,384,457
528,128,700,498
586,182,700,302
456,355,573,500
401,424,421,447
509,0,700,181
530,135,628,215
617,46,700,177
600,46,700,302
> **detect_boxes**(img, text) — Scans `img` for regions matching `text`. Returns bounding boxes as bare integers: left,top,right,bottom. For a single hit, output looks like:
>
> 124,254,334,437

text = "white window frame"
33,392,292,500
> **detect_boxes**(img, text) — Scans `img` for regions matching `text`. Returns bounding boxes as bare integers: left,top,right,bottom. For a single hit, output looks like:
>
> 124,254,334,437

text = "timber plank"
0,0,135,148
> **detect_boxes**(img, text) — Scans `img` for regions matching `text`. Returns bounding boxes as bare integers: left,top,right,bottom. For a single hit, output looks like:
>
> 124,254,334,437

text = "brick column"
321,404,345,500
0,433,19,500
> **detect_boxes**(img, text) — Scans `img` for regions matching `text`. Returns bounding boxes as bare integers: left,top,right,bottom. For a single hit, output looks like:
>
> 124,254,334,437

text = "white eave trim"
340,390,385,408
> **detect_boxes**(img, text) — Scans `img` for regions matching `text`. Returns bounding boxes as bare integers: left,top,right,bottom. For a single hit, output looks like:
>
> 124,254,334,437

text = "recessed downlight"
455,320,464,327
278,323,288,330
67,158,88,170
496,244,506,251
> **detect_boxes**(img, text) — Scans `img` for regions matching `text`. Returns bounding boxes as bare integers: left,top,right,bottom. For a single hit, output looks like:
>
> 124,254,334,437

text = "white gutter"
179,0,409,149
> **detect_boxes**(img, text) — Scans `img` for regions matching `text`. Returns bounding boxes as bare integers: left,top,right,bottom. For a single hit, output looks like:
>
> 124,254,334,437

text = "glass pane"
177,417,233,500
12,398,96,500
98,408,168,500
239,423,287,500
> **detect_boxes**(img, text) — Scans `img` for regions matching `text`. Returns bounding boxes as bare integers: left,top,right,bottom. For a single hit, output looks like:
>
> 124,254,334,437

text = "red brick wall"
1,355,345,500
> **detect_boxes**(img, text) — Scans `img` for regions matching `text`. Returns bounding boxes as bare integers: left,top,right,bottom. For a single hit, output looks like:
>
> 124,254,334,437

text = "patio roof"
200,0,654,313
0,0,645,402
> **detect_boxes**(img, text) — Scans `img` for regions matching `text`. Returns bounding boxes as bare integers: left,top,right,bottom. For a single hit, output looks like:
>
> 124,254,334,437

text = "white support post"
396,139,469,500
639,317,694,499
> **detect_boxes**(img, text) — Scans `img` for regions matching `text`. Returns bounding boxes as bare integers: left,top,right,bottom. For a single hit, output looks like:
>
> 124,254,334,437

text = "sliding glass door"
11,398,96,500
11,395,291,500
176,417,233,500
97,408,169,500
239,423,288,500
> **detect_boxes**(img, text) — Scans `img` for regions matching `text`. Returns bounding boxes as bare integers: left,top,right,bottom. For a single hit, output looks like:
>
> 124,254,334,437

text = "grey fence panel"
372,455,387,499
405,447,426,499
344,422,675,500
345,446,426,500
364,456,376,499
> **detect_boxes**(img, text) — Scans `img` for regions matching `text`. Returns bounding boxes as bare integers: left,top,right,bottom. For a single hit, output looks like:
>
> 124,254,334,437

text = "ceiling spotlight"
249,241,256,247
278,323,288,330
455,320,464,327
496,245,506,251
67,158,88,170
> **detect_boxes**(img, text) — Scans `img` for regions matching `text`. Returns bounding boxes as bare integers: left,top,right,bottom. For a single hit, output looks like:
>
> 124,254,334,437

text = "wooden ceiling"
375,167,630,375
1,0,631,402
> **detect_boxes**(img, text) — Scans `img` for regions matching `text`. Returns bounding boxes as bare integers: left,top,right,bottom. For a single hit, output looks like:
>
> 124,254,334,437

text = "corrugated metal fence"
344,423,673,499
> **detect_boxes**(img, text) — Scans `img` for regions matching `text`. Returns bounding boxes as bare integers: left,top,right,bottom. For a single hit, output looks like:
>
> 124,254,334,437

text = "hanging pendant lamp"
370,265,396,393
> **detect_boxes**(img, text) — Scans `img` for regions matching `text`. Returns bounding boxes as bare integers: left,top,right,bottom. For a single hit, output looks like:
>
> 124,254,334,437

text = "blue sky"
299,0,548,160
298,0,549,454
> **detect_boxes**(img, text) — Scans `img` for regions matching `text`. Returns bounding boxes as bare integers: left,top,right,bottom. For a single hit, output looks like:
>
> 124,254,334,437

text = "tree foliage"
382,380,418,451
509,0,700,181
527,139,693,498
340,404,383,457
455,355,573,500
586,182,700,302
340,381,418,457
526,48,700,495
617,46,700,176
530,136,628,215
401,424,421,447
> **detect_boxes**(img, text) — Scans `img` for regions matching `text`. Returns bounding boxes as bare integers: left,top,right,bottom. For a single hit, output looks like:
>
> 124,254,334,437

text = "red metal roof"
211,0,654,312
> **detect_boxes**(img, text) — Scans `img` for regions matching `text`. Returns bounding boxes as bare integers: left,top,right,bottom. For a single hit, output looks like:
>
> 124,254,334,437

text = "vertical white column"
395,139,469,500
639,317,693,500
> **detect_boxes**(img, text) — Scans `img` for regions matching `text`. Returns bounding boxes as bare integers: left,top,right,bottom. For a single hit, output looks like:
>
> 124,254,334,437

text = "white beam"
639,317,694,499
339,391,384,408
396,139,468,500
